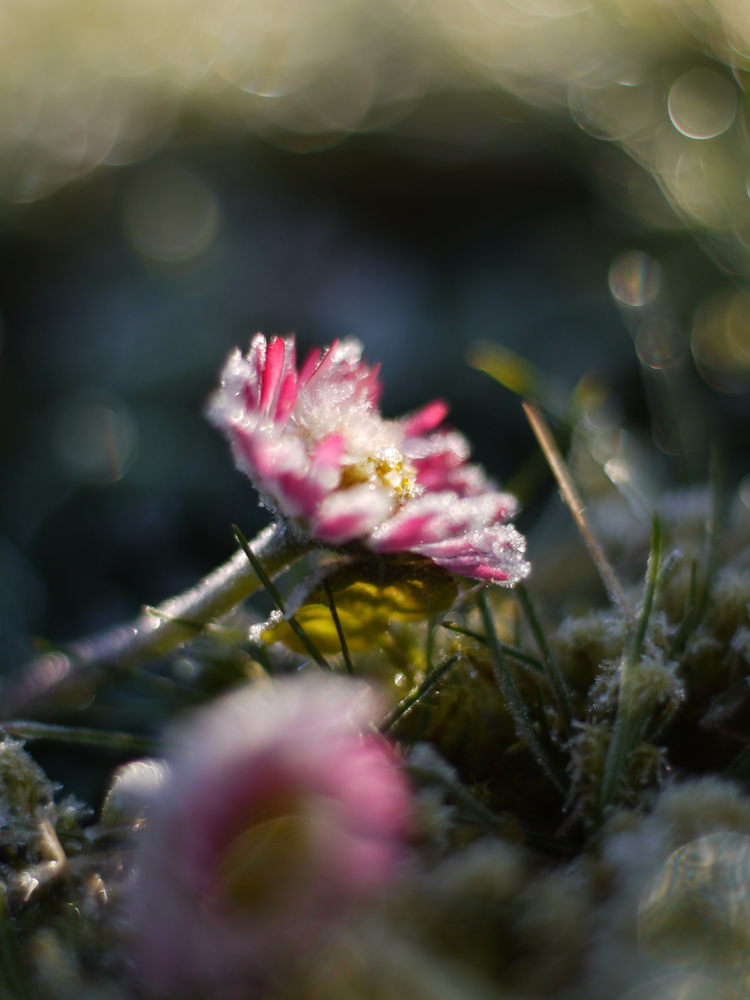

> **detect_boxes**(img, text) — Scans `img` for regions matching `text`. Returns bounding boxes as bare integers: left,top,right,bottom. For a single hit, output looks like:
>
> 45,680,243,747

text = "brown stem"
522,400,633,621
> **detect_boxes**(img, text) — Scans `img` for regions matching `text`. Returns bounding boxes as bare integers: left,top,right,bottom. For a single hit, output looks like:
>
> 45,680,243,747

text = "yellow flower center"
213,794,315,916
340,447,419,506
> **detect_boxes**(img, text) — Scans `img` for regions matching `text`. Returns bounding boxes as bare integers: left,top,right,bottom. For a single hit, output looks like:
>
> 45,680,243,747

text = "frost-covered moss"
10,481,750,1000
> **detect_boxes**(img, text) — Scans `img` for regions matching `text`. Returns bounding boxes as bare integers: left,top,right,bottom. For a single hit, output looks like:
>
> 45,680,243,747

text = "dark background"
0,93,738,683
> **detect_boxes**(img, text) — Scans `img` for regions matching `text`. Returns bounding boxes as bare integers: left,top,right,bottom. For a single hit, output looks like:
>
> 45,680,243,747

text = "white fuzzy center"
291,383,420,505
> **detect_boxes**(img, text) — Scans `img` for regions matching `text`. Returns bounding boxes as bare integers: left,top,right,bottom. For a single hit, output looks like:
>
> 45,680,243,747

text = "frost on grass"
0,738,53,833
16,331,750,1000
13,488,750,1000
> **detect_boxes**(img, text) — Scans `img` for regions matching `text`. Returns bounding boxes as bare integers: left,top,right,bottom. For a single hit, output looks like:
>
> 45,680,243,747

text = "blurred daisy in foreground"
130,676,412,994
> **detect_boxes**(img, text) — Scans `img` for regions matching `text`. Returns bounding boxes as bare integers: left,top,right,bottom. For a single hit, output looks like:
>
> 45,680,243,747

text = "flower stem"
1,521,314,718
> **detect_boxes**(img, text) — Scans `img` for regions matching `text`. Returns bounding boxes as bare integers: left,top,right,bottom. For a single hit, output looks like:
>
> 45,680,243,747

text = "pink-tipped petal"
405,429,470,464
401,399,450,437
368,514,438,551
370,492,511,553
367,493,459,551
243,334,267,411
259,336,287,412
488,492,518,522
417,524,530,586
273,434,344,514
355,362,382,406
312,433,345,470
312,484,393,545
405,430,497,497
307,338,340,385
298,347,321,386
274,371,298,422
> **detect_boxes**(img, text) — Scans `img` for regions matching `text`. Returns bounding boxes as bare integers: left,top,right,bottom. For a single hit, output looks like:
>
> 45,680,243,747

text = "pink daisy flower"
130,677,412,994
208,334,529,584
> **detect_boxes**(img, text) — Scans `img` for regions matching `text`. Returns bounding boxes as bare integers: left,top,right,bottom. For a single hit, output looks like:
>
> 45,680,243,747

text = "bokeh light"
609,252,662,309
691,290,750,393
667,71,737,141
54,394,137,485
635,320,684,372
0,0,750,273
123,164,220,263
617,975,739,1000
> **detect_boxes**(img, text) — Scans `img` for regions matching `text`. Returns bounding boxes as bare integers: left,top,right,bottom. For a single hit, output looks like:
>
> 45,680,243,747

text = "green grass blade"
439,622,545,669
598,515,662,818
669,558,697,659
627,514,661,663
380,654,461,733
233,525,330,670
323,579,353,675
477,590,567,794
516,584,574,726
599,706,651,819
0,722,160,753
654,550,679,600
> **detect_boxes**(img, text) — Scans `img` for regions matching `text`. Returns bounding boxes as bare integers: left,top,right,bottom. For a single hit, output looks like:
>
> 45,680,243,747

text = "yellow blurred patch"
263,554,459,655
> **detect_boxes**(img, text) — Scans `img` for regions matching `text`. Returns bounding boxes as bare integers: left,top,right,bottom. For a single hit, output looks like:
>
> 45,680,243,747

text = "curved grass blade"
380,653,461,733
516,584,573,727
0,721,159,753
598,515,661,820
669,558,697,659
439,622,544,670
654,550,679,599
477,589,567,794
233,525,330,670
323,579,353,675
